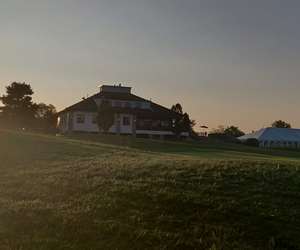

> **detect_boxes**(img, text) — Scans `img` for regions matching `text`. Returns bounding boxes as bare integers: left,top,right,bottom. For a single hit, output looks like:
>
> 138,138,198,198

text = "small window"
123,116,131,126
161,120,170,127
76,114,85,124
92,114,97,124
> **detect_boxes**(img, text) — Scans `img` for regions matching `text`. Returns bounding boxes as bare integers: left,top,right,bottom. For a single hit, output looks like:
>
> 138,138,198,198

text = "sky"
0,0,300,132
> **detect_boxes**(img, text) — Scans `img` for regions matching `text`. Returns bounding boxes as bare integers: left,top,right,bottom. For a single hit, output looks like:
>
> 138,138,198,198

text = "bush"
244,138,259,147
208,133,241,144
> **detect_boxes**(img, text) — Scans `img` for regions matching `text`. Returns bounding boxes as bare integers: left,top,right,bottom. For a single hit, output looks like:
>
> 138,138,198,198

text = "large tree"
171,103,183,115
97,100,115,133
272,120,291,128
210,125,225,134
0,82,37,127
35,103,57,130
171,103,195,137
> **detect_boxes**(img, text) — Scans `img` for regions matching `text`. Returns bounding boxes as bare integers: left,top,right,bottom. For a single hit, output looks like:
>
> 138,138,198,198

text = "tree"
171,103,183,115
97,100,115,133
224,126,245,137
272,120,291,128
210,125,225,134
0,82,37,128
171,103,195,137
35,103,57,130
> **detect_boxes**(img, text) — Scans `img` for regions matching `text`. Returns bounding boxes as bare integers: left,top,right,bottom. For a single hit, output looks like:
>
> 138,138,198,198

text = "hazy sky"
1,0,300,132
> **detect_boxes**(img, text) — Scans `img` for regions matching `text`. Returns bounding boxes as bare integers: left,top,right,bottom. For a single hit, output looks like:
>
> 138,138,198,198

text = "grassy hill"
1,130,300,249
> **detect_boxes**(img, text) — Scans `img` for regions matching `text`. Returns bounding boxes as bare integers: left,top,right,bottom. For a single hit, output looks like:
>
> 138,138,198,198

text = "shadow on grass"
65,133,300,161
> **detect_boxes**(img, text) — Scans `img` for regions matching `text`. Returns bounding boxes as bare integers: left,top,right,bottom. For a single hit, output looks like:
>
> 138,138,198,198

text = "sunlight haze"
1,0,300,132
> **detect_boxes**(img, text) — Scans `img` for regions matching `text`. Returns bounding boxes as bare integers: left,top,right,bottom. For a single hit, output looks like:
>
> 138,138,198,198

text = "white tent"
239,127,300,148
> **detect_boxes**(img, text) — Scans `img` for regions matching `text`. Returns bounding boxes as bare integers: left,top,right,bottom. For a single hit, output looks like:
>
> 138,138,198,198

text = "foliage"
272,120,291,128
0,82,37,128
210,125,225,134
210,126,244,141
35,103,57,131
171,103,183,115
0,82,58,131
171,103,195,136
208,133,241,143
1,130,300,249
223,126,245,137
97,100,115,133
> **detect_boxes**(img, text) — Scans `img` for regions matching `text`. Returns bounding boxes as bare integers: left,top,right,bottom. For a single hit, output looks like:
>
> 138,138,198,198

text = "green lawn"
1,130,300,250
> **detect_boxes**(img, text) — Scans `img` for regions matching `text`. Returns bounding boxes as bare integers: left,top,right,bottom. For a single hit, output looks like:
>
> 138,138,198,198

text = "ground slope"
0,130,300,250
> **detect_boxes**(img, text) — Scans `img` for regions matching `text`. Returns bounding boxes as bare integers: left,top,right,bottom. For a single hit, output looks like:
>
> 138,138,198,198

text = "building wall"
259,140,300,149
57,113,70,133
58,111,185,136
59,111,135,134
72,112,99,132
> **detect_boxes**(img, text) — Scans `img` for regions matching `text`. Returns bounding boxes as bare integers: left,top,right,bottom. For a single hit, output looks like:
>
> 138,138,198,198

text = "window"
123,116,131,126
76,114,85,124
161,120,170,127
92,114,97,124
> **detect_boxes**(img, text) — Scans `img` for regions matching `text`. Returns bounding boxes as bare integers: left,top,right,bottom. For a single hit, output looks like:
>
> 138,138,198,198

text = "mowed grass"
0,130,300,250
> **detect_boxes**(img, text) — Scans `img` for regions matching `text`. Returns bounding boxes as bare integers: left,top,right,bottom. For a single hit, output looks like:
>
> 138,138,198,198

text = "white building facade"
57,85,187,138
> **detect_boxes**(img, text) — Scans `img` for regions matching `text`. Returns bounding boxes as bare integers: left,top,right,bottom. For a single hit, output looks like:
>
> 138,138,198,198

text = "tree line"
0,82,57,132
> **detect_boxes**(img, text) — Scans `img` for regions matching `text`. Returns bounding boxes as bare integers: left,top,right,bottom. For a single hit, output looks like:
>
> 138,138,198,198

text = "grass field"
1,130,300,249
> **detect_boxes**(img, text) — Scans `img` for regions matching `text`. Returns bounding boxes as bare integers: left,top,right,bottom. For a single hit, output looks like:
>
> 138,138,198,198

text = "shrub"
208,133,241,143
244,138,259,147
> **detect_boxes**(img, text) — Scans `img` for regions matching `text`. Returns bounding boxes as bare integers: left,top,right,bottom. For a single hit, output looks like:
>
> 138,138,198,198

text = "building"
238,127,300,148
57,85,187,138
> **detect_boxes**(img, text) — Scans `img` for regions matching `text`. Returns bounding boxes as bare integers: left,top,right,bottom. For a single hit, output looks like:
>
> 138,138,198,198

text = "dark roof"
61,97,98,113
58,91,179,119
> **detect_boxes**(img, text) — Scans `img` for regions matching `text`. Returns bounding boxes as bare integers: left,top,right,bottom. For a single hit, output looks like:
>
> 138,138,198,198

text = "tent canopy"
239,128,300,142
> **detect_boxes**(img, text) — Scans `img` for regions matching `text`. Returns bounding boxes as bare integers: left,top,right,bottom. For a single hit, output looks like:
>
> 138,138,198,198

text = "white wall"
259,140,300,149
71,112,134,134
113,114,134,134
57,113,69,133
72,112,99,132
59,111,182,136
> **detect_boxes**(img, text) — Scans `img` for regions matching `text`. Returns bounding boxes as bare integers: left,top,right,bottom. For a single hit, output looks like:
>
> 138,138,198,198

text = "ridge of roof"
239,127,300,141
58,91,178,116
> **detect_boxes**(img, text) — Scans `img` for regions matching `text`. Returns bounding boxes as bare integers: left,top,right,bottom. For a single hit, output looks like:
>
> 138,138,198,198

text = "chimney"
99,84,131,94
